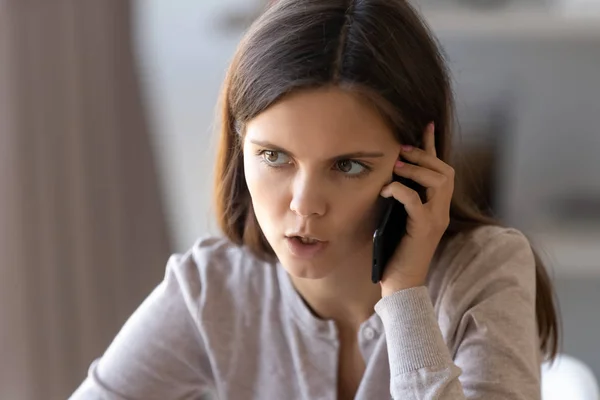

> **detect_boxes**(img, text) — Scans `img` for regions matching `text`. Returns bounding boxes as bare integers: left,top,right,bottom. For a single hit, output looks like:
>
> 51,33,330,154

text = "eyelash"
255,149,372,179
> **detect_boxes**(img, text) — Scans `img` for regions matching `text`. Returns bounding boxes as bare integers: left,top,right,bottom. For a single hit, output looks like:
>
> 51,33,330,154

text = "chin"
280,257,334,280
282,261,331,279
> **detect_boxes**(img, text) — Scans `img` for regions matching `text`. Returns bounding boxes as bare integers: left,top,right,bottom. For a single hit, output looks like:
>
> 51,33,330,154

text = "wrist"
380,277,426,297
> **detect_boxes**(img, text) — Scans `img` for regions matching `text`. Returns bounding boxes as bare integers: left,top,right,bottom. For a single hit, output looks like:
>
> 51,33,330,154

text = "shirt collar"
276,263,339,340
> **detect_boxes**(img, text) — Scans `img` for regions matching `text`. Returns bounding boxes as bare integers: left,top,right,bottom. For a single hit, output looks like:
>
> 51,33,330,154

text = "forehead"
244,86,398,156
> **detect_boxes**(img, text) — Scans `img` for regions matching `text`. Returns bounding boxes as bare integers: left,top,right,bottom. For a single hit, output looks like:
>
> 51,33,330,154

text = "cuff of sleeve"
374,286,452,376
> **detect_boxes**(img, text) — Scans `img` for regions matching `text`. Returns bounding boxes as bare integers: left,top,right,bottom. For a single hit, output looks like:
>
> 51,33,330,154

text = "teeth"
299,237,317,244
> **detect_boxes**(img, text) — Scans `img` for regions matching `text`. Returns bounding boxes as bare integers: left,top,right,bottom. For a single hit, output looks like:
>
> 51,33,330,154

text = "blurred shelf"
216,5,600,39
531,227,600,277
422,9,600,39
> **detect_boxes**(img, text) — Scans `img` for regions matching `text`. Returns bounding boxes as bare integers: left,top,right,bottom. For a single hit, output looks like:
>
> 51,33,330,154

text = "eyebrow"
249,139,385,160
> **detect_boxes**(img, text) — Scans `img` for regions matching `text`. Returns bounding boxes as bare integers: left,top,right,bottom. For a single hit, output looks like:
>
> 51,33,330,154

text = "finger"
394,160,447,189
380,180,425,218
423,122,436,157
400,145,454,178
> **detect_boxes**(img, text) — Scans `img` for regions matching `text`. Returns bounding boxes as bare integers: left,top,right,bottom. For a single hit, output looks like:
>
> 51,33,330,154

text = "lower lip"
285,237,328,259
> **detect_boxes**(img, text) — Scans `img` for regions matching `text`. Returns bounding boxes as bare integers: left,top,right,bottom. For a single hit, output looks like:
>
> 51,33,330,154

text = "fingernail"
401,145,413,152
395,160,405,167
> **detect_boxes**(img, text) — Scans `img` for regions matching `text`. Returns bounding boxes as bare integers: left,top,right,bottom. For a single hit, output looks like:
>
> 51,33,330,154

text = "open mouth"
285,236,328,259
293,236,320,244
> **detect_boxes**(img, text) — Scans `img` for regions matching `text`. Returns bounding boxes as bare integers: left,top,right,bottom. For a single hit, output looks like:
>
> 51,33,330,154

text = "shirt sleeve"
374,228,541,400
69,252,216,400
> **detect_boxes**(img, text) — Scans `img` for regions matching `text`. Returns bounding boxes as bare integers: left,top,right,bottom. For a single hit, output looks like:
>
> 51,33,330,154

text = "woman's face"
243,86,401,279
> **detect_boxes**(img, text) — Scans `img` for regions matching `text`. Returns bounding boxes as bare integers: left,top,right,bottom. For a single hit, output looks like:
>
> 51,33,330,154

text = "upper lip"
285,232,326,242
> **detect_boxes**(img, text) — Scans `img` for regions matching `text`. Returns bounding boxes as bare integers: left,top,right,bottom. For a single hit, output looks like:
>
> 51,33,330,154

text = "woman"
71,0,559,399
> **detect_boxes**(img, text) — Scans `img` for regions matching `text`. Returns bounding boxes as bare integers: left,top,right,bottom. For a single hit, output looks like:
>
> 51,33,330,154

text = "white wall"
133,0,255,251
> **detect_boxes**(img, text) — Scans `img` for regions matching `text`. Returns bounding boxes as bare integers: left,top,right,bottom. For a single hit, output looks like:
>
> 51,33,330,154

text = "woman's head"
214,0,559,357
243,86,402,279
216,0,451,263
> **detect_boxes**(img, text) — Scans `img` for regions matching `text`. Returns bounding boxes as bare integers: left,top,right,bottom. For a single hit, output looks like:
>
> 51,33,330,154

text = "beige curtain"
0,2,172,399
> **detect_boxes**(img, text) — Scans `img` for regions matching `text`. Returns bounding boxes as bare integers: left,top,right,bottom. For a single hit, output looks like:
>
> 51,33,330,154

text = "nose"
289,171,327,218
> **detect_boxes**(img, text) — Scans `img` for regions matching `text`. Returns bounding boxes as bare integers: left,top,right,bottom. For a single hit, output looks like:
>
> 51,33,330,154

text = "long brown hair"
213,0,559,359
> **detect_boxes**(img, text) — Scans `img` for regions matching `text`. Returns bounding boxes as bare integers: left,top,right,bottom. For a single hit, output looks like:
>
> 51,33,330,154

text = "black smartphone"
371,173,424,284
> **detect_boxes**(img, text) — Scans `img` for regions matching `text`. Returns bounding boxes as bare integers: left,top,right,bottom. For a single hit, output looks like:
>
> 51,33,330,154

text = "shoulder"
435,225,534,274
428,225,536,305
444,225,532,258
166,235,280,319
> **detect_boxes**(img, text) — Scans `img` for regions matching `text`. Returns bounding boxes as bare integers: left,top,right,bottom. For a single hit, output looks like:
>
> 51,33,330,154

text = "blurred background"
1,0,599,399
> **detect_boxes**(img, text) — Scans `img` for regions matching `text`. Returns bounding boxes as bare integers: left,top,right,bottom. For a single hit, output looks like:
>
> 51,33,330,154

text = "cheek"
244,154,273,194
243,157,288,225
332,186,382,241
243,156,262,195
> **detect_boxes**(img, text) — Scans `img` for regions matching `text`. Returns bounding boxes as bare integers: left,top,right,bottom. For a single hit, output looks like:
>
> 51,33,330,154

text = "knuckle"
446,166,456,178
409,190,421,204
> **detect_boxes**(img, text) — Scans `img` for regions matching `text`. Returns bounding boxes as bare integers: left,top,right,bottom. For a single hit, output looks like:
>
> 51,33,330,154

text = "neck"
289,247,381,330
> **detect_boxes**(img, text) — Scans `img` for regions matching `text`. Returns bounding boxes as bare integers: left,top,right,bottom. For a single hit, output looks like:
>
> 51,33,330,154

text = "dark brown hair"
213,0,559,359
